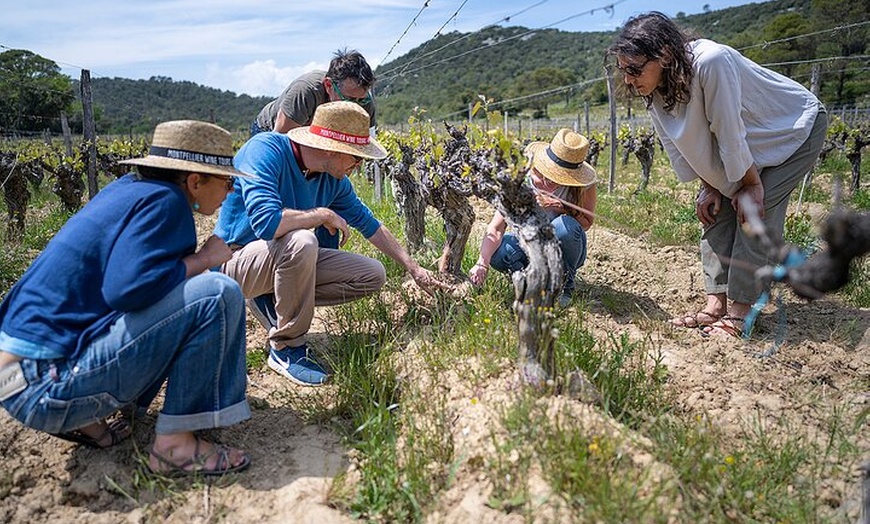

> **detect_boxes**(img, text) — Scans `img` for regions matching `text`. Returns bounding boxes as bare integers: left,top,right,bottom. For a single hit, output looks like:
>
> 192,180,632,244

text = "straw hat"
525,128,596,187
287,101,387,160
120,120,255,178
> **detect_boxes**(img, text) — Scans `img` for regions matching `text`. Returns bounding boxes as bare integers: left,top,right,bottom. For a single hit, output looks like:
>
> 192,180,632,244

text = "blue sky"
1,0,757,97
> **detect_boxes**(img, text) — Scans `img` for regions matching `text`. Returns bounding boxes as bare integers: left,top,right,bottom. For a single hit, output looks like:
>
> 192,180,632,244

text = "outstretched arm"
470,212,507,287
367,225,444,294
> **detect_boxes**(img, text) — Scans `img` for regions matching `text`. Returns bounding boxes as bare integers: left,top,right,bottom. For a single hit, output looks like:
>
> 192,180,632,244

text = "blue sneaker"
267,345,329,387
247,293,277,331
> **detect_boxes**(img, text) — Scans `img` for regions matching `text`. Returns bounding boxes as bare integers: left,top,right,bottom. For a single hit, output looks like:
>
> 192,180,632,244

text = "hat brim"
119,156,257,179
526,142,596,187
287,127,388,160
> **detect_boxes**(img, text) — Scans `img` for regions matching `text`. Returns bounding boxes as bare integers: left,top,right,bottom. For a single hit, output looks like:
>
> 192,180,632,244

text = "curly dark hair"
327,48,375,89
607,12,696,112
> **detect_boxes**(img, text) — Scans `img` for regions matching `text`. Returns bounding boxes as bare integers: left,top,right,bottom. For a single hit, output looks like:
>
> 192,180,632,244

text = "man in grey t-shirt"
252,49,377,136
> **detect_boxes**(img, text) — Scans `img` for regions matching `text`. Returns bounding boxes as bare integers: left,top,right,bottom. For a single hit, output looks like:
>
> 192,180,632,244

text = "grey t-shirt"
255,70,377,131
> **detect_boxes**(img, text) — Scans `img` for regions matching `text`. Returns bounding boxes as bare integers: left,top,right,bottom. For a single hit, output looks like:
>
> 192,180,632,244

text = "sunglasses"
616,58,652,78
208,174,236,191
331,78,373,105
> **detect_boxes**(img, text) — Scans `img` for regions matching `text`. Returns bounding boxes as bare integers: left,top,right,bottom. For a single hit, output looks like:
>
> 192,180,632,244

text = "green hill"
62,0,865,132
73,76,270,136
373,0,830,123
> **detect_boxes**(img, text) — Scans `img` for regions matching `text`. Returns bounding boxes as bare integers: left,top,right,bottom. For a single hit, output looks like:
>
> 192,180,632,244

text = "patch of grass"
488,390,677,521
486,392,536,514
313,289,456,522
21,201,72,251
797,174,834,205
557,320,670,428
597,187,699,247
847,187,870,211
838,256,870,308
424,287,516,378
327,339,455,522
0,198,72,297
537,416,674,522
784,212,819,253
642,407,858,523
244,343,268,371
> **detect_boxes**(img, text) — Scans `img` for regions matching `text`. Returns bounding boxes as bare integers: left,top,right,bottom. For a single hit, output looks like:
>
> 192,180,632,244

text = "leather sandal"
149,436,251,477
52,417,132,449
702,316,746,338
670,310,722,328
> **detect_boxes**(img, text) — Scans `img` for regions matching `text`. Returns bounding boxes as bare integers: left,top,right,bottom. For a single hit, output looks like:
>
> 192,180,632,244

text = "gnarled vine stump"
473,166,563,383
388,145,427,253
422,124,475,275
1,152,31,243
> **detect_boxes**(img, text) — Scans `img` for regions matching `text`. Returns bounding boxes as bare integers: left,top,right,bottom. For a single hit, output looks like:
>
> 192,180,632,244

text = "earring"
193,201,200,211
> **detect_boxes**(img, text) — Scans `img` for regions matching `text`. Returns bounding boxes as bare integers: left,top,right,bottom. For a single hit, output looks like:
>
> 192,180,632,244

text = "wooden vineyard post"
606,68,617,193
80,70,98,199
60,112,73,157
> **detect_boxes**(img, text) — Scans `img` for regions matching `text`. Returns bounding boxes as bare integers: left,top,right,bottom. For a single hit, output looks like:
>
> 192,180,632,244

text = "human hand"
695,185,722,227
197,235,233,267
321,208,350,247
409,266,447,295
733,182,764,224
469,262,489,287
535,192,564,213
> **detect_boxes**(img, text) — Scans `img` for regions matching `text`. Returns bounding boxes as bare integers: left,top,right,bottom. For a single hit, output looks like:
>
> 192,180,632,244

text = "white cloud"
213,59,325,97
2,0,757,96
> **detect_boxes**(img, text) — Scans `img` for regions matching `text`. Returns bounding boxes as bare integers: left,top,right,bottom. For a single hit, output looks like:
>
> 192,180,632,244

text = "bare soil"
2,211,868,523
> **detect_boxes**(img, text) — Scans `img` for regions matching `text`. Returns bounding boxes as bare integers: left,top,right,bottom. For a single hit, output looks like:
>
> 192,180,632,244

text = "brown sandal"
702,316,746,338
148,436,251,477
670,310,722,328
52,417,132,449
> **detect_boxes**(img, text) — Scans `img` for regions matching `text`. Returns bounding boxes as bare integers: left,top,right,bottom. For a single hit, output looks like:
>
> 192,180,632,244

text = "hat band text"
150,146,234,167
310,125,370,145
546,147,582,169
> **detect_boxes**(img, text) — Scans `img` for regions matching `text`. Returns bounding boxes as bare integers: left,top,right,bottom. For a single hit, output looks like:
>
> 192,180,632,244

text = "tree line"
0,0,866,134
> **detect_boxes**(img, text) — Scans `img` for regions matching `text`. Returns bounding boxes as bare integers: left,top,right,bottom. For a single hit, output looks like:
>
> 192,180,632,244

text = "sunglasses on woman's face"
616,57,652,78
208,174,235,191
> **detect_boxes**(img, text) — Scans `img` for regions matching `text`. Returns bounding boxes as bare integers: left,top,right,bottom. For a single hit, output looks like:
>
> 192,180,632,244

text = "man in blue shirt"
216,101,441,386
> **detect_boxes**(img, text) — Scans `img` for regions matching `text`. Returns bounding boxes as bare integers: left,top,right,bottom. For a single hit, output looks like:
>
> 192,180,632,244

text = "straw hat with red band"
120,120,256,179
287,101,387,160
524,128,597,187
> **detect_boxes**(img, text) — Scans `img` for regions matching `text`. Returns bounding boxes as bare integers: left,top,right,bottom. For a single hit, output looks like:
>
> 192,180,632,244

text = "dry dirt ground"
1,211,869,523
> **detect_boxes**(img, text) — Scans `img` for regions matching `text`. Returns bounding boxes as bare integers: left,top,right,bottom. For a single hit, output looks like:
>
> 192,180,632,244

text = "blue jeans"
490,215,587,294
1,272,250,435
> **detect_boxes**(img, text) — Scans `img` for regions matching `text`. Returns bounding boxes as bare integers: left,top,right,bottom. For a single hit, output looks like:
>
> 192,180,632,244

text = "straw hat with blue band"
524,128,597,187
120,120,257,179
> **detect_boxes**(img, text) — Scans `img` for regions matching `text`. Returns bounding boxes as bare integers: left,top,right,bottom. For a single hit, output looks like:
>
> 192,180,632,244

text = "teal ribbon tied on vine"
744,247,807,358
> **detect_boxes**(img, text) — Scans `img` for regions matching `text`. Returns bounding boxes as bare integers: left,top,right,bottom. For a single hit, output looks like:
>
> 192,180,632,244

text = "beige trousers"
222,229,386,349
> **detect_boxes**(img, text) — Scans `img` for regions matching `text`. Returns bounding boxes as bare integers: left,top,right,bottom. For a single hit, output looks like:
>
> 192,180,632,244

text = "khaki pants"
700,110,828,304
222,229,386,349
